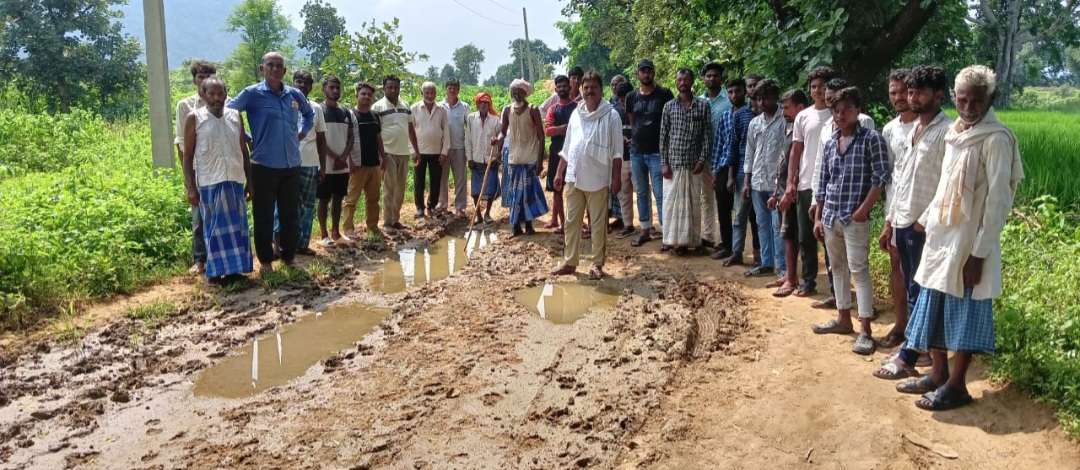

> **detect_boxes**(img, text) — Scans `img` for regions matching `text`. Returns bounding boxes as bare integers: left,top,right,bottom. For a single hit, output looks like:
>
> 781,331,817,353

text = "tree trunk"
993,0,1024,108
836,0,940,96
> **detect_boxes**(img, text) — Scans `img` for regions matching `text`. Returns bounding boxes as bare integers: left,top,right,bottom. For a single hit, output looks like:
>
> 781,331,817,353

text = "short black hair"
888,68,911,84
581,70,603,87
808,66,837,84
750,79,780,99
554,74,570,85
383,75,401,86
745,73,765,82
293,70,313,82
189,60,217,79
200,75,226,93
676,67,695,78
445,78,461,88
781,89,810,107
826,78,850,91
322,74,341,87
726,77,747,89
569,66,585,78
829,86,863,109
701,62,724,76
905,65,949,93
355,81,376,94
616,81,633,98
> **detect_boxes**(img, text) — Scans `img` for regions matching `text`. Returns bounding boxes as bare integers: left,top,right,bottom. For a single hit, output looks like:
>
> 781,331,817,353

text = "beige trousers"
438,148,468,212
382,153,409,226
562,183,610,268
617,160,634,227
343,165,382,234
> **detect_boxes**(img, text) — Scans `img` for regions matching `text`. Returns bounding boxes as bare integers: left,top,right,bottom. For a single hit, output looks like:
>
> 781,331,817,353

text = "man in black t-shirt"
626,59,675,247
343,82,386,238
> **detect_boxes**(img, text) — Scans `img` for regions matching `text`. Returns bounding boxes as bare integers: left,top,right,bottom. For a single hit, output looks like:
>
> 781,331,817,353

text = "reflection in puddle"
514,282,620,325
372,233,497,293
193,303,390,399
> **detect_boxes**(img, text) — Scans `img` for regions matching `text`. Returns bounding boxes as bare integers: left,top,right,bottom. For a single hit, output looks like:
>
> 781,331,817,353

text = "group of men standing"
175,50,1023,412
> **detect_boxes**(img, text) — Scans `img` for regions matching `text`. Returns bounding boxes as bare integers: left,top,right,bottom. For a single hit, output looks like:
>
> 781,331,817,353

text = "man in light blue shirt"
227,51,314,274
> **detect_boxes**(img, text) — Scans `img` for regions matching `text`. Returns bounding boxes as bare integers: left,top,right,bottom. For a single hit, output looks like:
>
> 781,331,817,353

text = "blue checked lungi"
504,163,548,226
469,161,500,200
904,287,995,354
199,181,253,279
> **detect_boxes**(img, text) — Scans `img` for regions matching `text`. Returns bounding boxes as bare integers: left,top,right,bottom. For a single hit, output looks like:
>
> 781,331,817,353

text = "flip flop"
873,361,917,380
852,334,877,355
811,319,854,335
588,266,605,280
897,375,940,395
811,297,837,309
915,385,973,411
631,232,651,247
772,284,796,297
765,278,785,288
877,332,906,349
794,286,817,297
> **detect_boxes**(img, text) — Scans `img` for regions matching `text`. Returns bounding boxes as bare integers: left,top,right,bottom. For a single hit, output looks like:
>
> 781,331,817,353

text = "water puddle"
372,232,498,293
193,303,390,399
514,282,620,325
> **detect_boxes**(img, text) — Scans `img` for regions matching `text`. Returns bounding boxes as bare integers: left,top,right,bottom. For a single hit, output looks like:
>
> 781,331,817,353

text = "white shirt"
464,111,501,164
742,109,787,192
440,100,469,150
560,101,623,192
299,101,327,168
887,111,950,228
792,106,831,191
914,110,1022,300
193,107,246,187
810,113,876,200
175,94,205,147
411,101,450,155
882,115,917,208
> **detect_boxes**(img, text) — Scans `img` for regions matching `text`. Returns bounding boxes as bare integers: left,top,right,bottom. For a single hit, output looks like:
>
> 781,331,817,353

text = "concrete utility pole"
144,0,173,168
522,7,533,81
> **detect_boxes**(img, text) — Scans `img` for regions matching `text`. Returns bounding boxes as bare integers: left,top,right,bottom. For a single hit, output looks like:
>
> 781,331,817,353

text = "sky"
275,0,570,79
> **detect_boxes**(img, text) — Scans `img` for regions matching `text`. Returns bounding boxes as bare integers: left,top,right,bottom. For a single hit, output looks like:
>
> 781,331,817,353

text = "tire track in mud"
0,219,751,469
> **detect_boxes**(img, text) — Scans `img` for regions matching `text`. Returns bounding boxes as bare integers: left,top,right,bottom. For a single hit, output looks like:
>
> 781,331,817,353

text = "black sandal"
896,375,940,395
915,385,973,411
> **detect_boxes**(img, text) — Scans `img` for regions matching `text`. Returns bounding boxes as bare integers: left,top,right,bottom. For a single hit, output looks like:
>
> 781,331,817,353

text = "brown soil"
0,206,1076,469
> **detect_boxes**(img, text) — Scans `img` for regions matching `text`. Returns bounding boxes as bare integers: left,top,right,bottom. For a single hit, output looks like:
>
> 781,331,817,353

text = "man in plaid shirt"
710,77,758,263
659,68,713,255
811,86,891,356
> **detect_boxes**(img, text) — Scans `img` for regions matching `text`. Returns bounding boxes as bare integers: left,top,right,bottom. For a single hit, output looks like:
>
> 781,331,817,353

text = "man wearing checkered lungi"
181,77,254,283
898,65,1024,411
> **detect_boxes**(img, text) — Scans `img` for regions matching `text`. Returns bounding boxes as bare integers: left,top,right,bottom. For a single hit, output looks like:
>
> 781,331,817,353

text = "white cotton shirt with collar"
914,110,1022,300
299,101,327,168
440,99,469,150
193,107,247,187
810,113,876,201
742,109,788,192
465,111,501,164
887,111,951,228
175,94,205,147
882,115,917,212
560,101,623,192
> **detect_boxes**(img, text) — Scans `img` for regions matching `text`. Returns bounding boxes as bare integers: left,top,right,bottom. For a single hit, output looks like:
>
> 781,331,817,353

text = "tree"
298,0,346,71
321,18,428,90
557,16,626,82
0,0,144,116
439,64,458,83
968,0,1080,106
564,0,946,97
425,65,441,81
486,39,567,85
451,44,485,85
224,0,293,87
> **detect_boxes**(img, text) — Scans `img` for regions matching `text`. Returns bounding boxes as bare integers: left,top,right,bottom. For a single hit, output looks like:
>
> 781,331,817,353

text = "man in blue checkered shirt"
810,86,890,356
710,78,758,263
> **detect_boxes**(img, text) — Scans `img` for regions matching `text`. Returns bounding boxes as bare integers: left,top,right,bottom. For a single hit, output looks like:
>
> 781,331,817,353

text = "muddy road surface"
1,212,1077,469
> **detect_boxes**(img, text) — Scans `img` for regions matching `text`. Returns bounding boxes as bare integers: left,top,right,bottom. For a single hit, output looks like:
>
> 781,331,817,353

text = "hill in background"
117,0,301,69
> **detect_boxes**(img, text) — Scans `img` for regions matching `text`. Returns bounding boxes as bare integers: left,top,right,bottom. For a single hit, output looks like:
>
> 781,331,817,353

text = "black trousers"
713,169,734,253
795,189,820,290
252,164,299,264
414,154,442,212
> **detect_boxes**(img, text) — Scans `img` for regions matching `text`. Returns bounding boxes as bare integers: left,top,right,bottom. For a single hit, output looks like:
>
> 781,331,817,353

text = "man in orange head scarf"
465,91,504,223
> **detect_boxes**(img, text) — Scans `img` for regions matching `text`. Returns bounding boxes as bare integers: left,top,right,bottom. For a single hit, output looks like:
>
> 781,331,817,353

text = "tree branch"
843,0,940,87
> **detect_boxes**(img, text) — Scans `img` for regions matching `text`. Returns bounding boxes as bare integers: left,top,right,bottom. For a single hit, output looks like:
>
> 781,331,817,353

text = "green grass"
993,110,1080,208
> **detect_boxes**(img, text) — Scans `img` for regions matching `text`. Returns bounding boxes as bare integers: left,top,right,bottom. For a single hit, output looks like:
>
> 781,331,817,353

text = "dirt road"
1,209,1077,469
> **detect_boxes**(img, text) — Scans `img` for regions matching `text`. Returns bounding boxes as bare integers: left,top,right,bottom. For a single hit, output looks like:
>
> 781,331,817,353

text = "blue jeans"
630,152,663,229
732,177,757,257
751,190,777,271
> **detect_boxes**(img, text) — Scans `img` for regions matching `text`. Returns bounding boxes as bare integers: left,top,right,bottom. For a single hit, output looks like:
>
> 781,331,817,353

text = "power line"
450,0,517,27
481,0,516,14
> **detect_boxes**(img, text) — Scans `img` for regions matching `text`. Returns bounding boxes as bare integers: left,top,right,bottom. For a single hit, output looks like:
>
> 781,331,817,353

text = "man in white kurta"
551,73,624,279
902,65,1024,412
